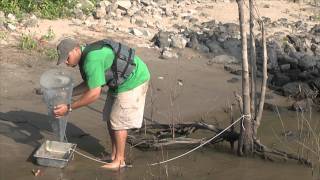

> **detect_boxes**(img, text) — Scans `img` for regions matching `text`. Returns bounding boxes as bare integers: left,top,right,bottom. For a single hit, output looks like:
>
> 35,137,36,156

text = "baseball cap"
56,38,78,65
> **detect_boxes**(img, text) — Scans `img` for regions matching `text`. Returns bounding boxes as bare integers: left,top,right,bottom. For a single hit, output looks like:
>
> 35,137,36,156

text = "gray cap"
56,38,78,65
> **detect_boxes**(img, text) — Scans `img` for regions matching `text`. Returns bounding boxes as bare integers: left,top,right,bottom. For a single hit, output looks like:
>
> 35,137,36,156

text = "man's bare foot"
100,154,115,163
101,160,126,170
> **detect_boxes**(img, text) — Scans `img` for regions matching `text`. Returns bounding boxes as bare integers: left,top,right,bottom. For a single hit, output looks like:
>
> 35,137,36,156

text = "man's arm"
73,81,89,96
53,86,101,117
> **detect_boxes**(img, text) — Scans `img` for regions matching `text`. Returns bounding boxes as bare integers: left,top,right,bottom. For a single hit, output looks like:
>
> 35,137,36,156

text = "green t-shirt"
81,46,150,94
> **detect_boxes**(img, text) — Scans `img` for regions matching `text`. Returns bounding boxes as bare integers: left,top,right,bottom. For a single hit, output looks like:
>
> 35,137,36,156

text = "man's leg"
107,120,116,160
101,129,127,169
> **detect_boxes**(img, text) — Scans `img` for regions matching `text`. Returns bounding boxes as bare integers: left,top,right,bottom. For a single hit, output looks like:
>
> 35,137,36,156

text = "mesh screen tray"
34,140,76,168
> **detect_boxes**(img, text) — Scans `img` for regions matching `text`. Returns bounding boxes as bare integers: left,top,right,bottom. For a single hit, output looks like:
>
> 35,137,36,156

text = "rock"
93,7,106,19
79,0,94,10
280,64,291,72
277,54,298,65
170,35,187,49
209,55,238,64
116,0,132,11
227,77,240,83
311,44,320,56
222,38,241,58
186,33,200,49
135,19,147,28
311,36,320,44
6,23,16,31
287,35,304,52
298,55,318,70
204,40,225,55
263,4,270,8
281,82,314,97
197,44,210,53
98,0,111,8
160,49,178,59
151,31,171,49
129,28,144,36
266,40,280,71
22,14,38,27
310,24,320,36
73,8,85,19
7,13,16,22
71,18,83,26
84,16,96,26
271,73,291,86
141,0,151,6
224,64,242,75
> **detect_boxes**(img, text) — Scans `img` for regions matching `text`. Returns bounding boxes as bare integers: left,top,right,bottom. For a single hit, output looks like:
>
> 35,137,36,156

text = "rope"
73,149,107,164
149,115,246,166
66,115,250,167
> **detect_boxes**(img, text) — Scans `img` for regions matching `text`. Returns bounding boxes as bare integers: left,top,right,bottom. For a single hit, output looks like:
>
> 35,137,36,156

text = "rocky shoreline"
0,0,319,109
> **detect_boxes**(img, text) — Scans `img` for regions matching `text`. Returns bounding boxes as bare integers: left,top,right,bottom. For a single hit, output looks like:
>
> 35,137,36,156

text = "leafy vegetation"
40,26,55,41
0,31,7,40
19,33,37,50
0,0,98,19
44,48,58,60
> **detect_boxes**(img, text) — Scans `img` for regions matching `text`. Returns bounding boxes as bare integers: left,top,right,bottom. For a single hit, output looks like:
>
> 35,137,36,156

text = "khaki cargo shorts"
103,81,149,130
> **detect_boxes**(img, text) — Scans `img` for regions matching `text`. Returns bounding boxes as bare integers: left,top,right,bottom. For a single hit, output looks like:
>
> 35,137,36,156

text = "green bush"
0,0,97,19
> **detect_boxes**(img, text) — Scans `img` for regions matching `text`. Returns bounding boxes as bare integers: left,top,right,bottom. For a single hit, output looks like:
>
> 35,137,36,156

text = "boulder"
129,28,144,36
204,40,225,55
151,31,171,49
281,82,314,97
222,38,241,58
298,55,318,70
116,0,132,11
171,35,187,49
209,55,238,64
271,73,291,86
93,7,107,19
160,49,178,59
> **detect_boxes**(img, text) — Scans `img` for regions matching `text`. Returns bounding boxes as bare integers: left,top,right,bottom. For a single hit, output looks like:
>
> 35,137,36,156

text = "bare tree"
236,0,254,156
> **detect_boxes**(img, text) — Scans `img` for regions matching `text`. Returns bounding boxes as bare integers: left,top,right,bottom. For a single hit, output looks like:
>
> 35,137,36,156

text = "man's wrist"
67,104,72,112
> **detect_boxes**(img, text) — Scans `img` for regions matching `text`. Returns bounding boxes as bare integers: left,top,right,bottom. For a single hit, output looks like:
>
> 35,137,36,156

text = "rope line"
149,115,245,166
74,149,107,164
69,115,247,167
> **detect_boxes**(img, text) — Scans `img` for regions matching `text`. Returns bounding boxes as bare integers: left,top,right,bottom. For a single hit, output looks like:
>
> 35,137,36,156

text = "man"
53,38,150,170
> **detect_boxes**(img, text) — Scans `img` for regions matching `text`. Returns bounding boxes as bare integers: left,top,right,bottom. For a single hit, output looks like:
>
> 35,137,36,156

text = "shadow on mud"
0,110,107,158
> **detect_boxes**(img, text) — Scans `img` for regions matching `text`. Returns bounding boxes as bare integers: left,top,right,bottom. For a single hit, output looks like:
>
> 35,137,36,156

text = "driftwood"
127,122,239,150
127,121,312,166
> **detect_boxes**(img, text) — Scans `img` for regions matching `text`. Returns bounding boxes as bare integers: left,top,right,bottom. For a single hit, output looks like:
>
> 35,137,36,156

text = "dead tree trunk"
236,0,254,156
254,22,268,137
249,0,257,119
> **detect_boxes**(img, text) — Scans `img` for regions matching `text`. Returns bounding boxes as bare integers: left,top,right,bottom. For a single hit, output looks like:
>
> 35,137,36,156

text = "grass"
43,48,58,60
19,33,37,50
40,26,55,41
0,0,98,19
0,31,7,40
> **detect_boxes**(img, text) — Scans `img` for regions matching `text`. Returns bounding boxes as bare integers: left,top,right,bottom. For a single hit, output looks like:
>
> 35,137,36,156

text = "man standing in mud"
53,38,150,170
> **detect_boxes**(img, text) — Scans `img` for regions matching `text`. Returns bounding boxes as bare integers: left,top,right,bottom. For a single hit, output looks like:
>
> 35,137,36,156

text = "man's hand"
53,104,68,118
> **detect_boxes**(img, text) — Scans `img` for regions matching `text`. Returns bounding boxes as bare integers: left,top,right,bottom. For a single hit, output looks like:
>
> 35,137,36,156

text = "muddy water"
3,108,316,180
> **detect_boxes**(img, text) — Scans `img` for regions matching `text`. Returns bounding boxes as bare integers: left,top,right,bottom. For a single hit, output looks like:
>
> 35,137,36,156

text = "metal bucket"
34,140,76,168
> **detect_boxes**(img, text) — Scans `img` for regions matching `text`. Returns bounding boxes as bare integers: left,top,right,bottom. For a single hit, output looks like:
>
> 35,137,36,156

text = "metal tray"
33,140,76,168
